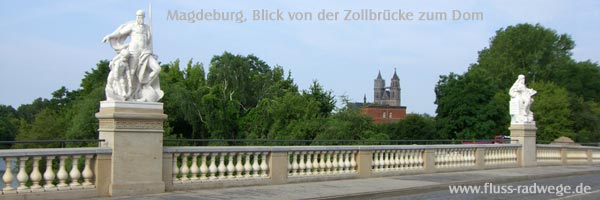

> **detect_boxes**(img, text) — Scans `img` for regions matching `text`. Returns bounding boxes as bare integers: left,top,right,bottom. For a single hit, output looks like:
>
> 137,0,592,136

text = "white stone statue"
102,10,163,102
509,74,537,124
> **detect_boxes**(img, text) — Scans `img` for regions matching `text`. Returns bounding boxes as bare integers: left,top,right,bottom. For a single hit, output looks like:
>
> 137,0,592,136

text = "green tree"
391,114,437,140
302,80,336,117
0,105,18,148
435,23,600,143
530,82,573,142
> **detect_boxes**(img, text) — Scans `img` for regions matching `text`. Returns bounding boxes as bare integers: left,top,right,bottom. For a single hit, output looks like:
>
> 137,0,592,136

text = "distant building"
354,69,407,123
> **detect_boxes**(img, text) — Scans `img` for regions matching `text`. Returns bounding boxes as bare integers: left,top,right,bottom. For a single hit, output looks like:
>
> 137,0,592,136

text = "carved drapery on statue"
103,10,163,102
509,75,536,124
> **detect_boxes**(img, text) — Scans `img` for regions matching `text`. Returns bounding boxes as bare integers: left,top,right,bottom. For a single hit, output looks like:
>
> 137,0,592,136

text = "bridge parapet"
0,147,111,199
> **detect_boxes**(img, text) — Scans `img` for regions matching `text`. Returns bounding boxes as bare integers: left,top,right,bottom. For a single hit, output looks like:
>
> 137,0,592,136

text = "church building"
360,70,407,123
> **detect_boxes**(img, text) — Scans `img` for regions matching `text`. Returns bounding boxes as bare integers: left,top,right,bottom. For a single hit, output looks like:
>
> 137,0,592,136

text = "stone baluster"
375,151,382,171
43,156,57,191
252,152,260,178
16,157,29,193
372,151,378,171
391,150,398,169
260,152,269,177
340,151,346,173
413,149,423,169
69,155,82,189
218,153,227,179
391,150,397,170
339,151,346,173
244,152,252,178
199,153,208,181
460,149,466,166
299,152,306,176
451,149,458,167
82,155,94,188
305,151,313,175
386,150,393,170
439,149,446,168
227,153,235,179
235,153,244,178
291,152,298,176
208,153,218,180
384,150,391,170
29,156,43,192
180,153,190,182
398,150,405,170
418,150,424,169
331,151,339,174
468,148,474,166
407,150,414,169
287,153,292,175
511,148,517,163
325,151,333,174
2,157,15,193
342,151,350,173
318,151,327,175
190,153,199,182
312,151,319,175
414,150,421,169
48,156,71,190
172,153,180,183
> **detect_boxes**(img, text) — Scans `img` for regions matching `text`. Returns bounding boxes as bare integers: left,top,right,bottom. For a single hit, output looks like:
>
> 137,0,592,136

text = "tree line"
1,23,599,148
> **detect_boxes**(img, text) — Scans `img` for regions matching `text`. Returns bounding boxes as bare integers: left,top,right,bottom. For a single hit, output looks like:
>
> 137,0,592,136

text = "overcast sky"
0,0,598,115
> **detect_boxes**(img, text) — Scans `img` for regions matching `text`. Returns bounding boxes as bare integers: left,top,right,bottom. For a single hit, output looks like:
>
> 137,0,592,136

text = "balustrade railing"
435,147,476,169
484,146,518,167
537,146,562,165
566,148,588,164
165,147,271,184
0,147,111,195
371,148,425,172
536,145,600,165
287,148,357,177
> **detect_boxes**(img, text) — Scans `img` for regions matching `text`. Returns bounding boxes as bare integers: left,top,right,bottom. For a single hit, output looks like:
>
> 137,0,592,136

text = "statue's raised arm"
509,75,536,124
102,9,163,102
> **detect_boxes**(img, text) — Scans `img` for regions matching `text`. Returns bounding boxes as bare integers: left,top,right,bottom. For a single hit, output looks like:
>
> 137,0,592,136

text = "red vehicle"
461,135,510,144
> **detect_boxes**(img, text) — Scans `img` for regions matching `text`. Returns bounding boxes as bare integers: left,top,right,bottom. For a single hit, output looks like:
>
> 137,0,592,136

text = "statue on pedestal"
102,9,163,102
509,75,536,124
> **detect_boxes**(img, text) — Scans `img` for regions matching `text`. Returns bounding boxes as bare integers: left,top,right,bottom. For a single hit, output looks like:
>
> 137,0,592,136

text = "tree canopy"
435,23,600,143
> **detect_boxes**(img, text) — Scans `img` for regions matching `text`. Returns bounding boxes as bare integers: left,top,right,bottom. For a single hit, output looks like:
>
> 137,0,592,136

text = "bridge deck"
93,165,600,200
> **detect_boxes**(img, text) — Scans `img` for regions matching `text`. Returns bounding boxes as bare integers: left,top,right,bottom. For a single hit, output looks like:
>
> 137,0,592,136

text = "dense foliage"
435,23,600,143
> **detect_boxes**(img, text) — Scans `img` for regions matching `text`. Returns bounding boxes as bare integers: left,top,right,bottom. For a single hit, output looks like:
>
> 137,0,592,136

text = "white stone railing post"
96,101,167,196
509,123,537,167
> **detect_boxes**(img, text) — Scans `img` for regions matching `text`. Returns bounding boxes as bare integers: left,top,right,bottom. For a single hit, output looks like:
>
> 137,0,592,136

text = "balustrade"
536,147,562,164
170,150,269,184
0,148,110,195
484,147,518,166
566,149,588,163
371,149,424,172
288,150,357,177
435,148,476,168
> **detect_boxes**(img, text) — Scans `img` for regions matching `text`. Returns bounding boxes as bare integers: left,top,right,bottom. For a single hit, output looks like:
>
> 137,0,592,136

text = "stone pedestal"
509,123,537,167
95,101,167,196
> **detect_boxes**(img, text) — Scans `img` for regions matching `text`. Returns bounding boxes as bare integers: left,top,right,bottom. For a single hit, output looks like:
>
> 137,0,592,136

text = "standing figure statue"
102,9,163,102
509,75,537,124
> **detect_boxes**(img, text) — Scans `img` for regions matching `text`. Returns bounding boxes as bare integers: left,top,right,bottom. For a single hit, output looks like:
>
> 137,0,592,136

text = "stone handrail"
163,144,522,191
536,144,600,165
0,147,111,196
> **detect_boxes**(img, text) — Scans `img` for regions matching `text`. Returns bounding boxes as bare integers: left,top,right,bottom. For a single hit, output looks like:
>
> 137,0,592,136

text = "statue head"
136,10,145,25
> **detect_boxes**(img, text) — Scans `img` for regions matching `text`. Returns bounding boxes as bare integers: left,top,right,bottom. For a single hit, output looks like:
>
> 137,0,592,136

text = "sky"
0,0,598,115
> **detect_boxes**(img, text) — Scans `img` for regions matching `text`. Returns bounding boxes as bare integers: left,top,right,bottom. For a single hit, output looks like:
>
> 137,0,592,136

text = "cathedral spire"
392,68,399,80
376,70,383,80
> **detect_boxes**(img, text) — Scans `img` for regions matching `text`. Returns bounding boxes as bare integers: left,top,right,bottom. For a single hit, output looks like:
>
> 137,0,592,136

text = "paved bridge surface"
94,165,600,200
